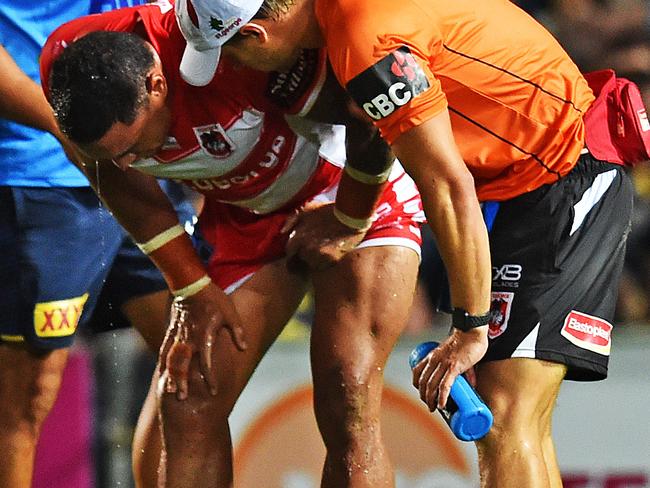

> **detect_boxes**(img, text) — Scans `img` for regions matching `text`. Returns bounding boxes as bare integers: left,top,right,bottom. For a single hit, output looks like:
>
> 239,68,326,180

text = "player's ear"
239,22,269,43
144,47,167,100
146,69,167,102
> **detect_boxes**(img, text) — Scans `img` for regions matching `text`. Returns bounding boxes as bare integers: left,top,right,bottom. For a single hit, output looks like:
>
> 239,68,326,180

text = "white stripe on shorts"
511,322,540,358
570,169,617,236
356,236,422,261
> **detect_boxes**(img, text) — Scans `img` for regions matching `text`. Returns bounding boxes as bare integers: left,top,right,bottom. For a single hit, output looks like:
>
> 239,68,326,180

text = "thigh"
475,357,566,427
121,290,171,352
311,244,420,373
484,157,634,381
201,259,310,402
0,344,70,420
0,187,124,349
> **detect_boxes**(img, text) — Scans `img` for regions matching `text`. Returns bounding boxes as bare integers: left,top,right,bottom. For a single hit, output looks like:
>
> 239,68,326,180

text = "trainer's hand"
412,327,488,410
159,282,246,400
282,202,367,272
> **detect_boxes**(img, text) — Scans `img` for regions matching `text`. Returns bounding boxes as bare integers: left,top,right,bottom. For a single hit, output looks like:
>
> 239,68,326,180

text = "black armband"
451,308,491,332
345,121,395,183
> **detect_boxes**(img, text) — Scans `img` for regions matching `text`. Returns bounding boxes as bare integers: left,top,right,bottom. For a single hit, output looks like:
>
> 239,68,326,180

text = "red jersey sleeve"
315,0,447,145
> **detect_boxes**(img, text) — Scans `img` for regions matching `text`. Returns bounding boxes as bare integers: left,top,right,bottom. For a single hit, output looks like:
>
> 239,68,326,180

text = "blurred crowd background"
44,1,650,486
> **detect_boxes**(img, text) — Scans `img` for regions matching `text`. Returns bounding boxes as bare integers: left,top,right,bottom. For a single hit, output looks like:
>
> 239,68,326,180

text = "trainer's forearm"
393,111,491,318
420,171,491,316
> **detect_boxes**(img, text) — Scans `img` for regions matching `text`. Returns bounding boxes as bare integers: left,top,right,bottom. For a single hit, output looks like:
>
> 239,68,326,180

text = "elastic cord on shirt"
172,275,212,300
136,224,185,255
333,207,373,232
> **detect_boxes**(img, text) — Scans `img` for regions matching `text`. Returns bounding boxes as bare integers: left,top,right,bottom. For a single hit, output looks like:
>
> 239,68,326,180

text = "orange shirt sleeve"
315,0,447,144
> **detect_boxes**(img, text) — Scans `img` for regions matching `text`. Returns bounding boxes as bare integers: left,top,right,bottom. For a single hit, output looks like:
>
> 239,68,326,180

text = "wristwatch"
451,308,491,332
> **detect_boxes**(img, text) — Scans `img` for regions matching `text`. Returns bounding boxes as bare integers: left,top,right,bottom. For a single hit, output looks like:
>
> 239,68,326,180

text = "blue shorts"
0,184,195,350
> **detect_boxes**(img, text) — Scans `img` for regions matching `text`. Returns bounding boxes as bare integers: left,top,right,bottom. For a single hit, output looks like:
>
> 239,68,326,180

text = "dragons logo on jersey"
346,46,430,120
193,123,236,159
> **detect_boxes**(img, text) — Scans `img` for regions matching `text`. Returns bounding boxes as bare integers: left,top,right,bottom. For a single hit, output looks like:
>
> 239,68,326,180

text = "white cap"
175,0,263,86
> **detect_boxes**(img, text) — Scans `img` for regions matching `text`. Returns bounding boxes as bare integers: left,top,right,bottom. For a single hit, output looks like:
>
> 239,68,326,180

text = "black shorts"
483,153,634,381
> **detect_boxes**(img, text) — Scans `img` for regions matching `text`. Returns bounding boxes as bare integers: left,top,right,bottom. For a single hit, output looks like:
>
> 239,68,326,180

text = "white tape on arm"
136,224,185,255
344,164,391,185
333,207,373,232
171,275,212,300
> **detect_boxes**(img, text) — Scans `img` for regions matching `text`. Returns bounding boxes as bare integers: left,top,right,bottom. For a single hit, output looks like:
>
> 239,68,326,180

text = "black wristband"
452,308,491,332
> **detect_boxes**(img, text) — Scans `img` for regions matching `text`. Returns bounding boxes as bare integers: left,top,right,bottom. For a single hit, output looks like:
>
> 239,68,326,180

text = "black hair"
49,31,155,144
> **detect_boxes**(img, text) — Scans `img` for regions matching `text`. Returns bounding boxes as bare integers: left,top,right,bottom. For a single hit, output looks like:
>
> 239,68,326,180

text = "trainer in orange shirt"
174,0,635,487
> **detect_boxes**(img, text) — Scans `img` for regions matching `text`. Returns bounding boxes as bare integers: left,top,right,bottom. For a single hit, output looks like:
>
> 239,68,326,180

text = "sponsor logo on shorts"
488,291,514,339
492,263,522,288
34,293,89,338
193,123,236,159
561,310,612,356
346,46,431,120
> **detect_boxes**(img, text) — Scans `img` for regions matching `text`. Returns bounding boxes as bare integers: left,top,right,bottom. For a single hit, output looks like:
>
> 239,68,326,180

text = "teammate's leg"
0,186,127,486
474,358,566,488
0,345,69,487
132,373,162,488
121,289,171,488
158,259,309,488
310,245,420,488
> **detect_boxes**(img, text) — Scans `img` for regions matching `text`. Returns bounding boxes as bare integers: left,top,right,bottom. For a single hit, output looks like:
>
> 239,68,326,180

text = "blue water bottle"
409,341,493,441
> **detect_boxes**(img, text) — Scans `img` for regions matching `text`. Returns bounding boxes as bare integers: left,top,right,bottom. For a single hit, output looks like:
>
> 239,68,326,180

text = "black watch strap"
452,308,491,332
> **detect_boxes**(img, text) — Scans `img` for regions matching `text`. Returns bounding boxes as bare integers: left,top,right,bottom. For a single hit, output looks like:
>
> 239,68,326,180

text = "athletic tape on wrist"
333,207,373,232
344,164,391,184
172,275,212,300
136,224,185,255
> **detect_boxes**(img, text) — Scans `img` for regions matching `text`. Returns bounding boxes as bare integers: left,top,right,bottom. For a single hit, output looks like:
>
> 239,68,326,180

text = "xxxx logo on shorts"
561,310,612,356
34,293,89,338
346,46,431,120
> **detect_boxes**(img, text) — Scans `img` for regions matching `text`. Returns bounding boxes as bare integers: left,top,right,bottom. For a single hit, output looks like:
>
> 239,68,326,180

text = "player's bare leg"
540,382,564,488
0,344,69,487
310,245,419,488
123,289,171,488
133,378,161,488
475,358,566,488
157,259,309,488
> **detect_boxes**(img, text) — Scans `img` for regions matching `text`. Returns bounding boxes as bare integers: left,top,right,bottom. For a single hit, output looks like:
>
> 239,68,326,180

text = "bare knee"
157,368,236,439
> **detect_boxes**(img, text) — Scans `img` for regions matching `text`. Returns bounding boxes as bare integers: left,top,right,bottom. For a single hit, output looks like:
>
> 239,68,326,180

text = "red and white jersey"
40,1,426,289
42,1,345,214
